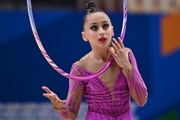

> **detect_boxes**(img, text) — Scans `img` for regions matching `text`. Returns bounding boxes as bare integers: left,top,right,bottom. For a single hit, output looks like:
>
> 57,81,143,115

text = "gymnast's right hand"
42,86,67,110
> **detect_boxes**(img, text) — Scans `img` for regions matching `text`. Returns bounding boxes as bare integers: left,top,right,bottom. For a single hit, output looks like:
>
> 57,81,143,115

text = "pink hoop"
26,0,127,80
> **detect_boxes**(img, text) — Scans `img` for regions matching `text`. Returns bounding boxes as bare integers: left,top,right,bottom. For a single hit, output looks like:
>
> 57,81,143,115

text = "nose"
99,28,105,36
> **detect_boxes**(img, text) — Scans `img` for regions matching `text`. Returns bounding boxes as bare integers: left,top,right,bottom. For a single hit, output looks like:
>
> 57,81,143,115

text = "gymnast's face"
82,12,114,49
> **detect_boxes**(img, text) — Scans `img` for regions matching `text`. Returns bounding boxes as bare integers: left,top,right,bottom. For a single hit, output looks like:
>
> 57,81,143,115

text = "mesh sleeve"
56,64,84,120
126,50,148,107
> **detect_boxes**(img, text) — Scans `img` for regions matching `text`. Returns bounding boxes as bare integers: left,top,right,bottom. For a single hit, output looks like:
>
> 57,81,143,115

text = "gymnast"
42,1,148,120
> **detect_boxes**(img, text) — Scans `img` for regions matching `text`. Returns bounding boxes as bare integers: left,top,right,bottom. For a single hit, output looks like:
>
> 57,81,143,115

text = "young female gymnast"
42,1,148,120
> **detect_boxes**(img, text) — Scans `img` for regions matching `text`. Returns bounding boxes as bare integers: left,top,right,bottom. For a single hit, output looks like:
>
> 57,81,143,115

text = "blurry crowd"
0,0,179,14
127,0,180,14
76,0,180,14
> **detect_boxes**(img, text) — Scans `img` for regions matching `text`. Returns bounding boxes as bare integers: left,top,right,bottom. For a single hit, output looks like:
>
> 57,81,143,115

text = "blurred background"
0,0,180,120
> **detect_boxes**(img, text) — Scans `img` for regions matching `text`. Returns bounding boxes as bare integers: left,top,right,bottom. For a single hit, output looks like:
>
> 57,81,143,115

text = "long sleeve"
123,50,148,107
56,64,84,120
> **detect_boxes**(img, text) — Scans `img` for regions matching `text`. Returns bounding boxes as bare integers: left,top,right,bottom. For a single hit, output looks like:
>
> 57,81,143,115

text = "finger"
108,47,114,56
42,86,52,94
118,37,125,48
126,48,131,54
108,47,117,58
108,47,115,55
126,48,131,58
112,38,121,49
61,100,67,103
111,41,118,52
43,93,58,101
43,93,51,99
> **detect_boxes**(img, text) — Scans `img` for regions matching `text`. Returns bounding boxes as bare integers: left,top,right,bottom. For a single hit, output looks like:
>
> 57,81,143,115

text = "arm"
108,37,148,106
54,65,84,120
122,51,148,107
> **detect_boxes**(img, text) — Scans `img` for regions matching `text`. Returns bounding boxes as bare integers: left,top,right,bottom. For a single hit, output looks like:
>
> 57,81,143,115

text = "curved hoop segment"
120,0,127,41
26,0,127,80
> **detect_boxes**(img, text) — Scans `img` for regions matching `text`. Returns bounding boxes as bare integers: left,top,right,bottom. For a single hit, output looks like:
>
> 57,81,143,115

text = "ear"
81,31,88,42
111,26,114,37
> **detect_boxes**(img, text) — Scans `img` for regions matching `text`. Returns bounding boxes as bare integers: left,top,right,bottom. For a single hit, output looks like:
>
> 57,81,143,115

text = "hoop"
26,0,127,80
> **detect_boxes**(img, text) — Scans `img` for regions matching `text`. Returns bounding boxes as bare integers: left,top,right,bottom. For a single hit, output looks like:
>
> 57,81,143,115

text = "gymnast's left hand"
108,37,131,69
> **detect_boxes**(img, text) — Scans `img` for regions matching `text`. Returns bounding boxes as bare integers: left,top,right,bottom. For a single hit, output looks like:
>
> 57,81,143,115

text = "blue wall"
0,10,180,119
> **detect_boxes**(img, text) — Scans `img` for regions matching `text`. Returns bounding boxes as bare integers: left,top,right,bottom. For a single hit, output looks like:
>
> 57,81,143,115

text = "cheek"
107,29,114,36
88,31,98,38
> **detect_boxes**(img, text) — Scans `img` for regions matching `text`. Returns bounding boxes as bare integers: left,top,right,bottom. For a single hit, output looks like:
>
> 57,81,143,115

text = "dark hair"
82,1,104,28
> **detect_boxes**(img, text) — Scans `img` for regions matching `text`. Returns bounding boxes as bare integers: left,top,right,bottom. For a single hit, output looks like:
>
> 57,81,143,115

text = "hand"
42,86,67,110
108,37,131,69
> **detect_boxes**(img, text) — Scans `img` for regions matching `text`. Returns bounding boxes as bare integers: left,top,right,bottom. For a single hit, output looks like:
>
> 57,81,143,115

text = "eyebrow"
89,20,109,26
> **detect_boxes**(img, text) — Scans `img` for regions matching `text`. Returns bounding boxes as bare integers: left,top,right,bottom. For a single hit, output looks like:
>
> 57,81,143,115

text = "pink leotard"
56,50,148,120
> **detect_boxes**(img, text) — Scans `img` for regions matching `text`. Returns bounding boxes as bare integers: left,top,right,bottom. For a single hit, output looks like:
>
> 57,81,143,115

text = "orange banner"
161,14,180,56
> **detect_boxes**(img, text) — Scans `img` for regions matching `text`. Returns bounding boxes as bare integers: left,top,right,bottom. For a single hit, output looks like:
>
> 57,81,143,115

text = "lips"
99,37,107,42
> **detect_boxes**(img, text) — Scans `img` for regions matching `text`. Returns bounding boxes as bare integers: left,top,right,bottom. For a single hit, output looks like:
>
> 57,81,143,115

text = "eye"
103,24,109,29
90,26,98,31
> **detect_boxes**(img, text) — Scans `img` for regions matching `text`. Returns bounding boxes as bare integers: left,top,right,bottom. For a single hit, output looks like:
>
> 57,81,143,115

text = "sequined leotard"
56,50,148,120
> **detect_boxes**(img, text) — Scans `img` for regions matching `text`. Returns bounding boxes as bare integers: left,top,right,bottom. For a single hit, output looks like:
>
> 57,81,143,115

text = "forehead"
85,12,111,24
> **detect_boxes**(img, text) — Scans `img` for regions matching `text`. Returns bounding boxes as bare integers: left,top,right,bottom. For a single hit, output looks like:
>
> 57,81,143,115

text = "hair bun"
86,1,97,13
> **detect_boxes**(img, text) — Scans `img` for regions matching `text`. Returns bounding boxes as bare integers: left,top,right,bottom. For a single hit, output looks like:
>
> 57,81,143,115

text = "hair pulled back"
82,1,104,28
